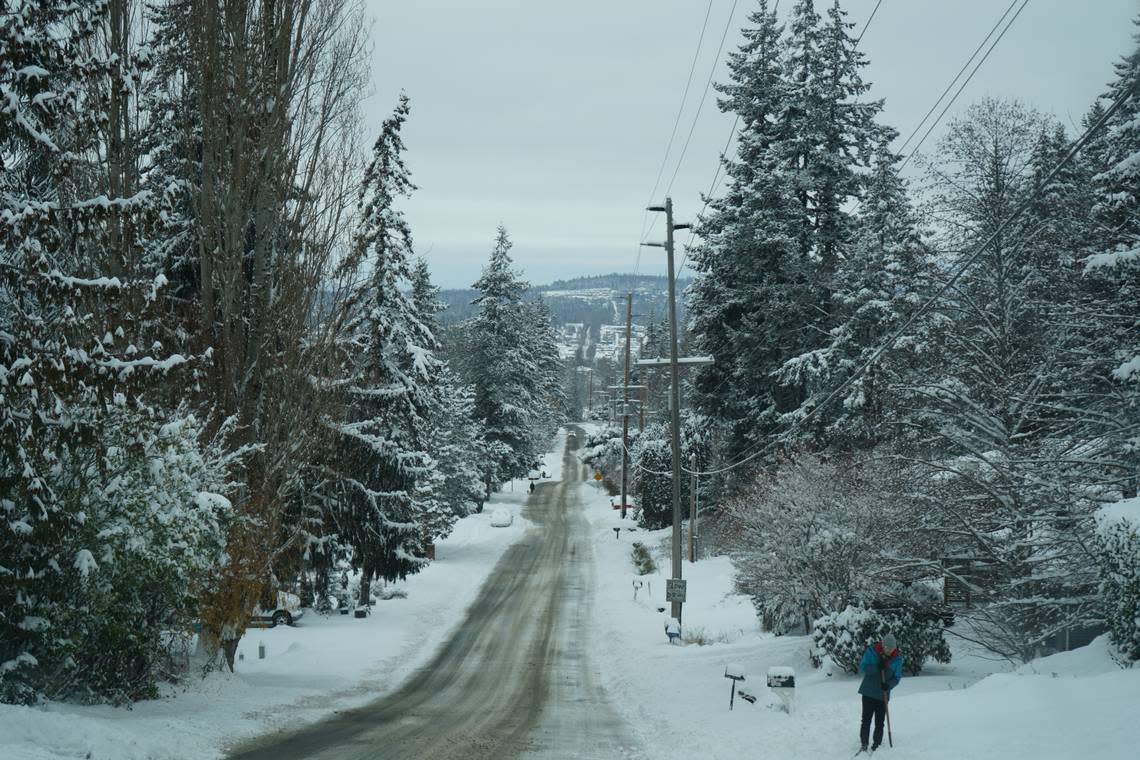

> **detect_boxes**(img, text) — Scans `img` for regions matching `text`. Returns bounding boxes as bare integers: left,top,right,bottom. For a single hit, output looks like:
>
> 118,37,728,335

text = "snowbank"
1096,495,1140,530
582,479,1140,760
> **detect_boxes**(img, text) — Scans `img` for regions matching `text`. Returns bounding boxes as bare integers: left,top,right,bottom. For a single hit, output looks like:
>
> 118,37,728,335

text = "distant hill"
438,273,690,331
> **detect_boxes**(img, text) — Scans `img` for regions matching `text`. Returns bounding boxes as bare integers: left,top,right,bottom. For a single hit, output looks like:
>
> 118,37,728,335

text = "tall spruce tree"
466,226,543,489
331,94,437,605
689,0,882,462
1085,19,1140,500
778,132,934,448
0,0,230,703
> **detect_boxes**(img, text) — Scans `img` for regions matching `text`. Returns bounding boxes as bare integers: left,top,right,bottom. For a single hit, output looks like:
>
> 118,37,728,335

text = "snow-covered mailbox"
664,617,681,645
767,666,795,714
724,664,745,710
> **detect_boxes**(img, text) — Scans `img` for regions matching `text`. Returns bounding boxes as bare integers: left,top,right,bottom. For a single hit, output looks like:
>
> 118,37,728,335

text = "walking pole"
884,692,893,748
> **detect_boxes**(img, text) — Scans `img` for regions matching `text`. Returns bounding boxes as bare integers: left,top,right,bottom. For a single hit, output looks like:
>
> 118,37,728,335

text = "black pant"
860,695,887,748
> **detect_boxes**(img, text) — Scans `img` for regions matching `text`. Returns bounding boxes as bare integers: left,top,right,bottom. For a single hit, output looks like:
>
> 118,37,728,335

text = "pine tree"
330,94,438,605
425,367,488,521
778,132,933,448
523,298,568,451
688,0,800,460
1,0,228,703
1085,19,1140,500
137,0,200,292
466,226,543,488
689,0,882,461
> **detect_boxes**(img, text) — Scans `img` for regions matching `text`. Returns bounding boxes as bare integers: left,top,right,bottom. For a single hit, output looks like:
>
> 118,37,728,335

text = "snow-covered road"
228,426,642,759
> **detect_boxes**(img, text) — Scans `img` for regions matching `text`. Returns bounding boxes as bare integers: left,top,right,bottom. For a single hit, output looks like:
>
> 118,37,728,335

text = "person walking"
857,633,902,752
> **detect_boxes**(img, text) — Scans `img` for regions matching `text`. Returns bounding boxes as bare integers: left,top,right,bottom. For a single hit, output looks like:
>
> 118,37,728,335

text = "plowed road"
230,427,642,760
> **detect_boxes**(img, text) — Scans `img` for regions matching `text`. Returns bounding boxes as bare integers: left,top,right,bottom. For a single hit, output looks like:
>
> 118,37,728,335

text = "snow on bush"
1,409,235,704
724,451,931,634
578,426,624,482
631,416,710,530
1094,497,1140,663
811,604,951,676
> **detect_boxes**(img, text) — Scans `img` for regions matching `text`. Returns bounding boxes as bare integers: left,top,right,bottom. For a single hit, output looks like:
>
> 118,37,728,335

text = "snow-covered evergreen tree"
1,0,229,703
778,133,934,448
1084,20,1140,502
425,367,488,521
329,94,438,604
465,226,545,488
689,0,882,462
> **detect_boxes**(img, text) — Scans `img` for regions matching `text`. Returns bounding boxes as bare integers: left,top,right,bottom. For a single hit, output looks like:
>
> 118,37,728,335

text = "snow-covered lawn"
0,466,547,760
582,480,1140,760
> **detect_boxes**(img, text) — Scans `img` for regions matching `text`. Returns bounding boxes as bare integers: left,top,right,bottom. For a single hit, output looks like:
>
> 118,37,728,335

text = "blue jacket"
858,644,902,701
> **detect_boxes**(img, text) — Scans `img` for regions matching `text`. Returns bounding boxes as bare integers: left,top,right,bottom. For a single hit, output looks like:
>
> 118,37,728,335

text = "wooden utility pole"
620,293,634,519
689,452,698,562
664,197,683,624
642,197,712,626
587,369,593,413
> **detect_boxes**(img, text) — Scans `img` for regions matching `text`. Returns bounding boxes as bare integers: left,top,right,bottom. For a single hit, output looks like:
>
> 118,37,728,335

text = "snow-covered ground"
8,430,1136,760
0,435,565,760
581,479,1140,760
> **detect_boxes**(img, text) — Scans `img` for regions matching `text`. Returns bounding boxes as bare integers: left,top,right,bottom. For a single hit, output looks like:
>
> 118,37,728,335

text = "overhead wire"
898,0,1031,171
635,0,717,275
664,0,742,198
667,77,1134,478
895,0,1019,157
855,0,883,46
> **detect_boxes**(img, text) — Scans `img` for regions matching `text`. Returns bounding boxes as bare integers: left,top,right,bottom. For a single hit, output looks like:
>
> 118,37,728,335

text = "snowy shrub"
579,426,624,483
811,605,950,676
631,543,657,575
631,417,710,530
633,433,674,529
726,452,928,634
1,410,234,704
378,586,408,601
1094,499,1140,663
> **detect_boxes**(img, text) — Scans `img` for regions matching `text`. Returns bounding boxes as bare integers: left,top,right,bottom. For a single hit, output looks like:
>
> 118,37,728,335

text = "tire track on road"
229,427,639,760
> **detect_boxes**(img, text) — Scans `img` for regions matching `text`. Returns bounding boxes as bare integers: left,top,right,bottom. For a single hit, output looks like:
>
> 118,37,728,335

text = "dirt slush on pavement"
229,427,641,760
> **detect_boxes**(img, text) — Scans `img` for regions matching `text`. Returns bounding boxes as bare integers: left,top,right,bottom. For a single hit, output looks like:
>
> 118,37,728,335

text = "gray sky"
366,0,1138,289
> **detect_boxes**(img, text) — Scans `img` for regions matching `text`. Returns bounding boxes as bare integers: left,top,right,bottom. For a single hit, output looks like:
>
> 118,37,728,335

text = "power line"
896,0,1018,156
675,115,738,280
855,0,883,46
898,0,1030,171
646,0,716,207
677,0,884,329
636,0,717,275
664,0,742,197
680,76,1134,477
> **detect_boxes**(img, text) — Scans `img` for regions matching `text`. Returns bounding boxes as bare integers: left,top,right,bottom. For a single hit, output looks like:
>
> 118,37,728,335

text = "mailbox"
767,666,795,714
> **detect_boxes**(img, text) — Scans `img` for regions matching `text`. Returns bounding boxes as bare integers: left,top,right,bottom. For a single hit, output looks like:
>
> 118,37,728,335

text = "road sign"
593,470,603,481
665,579,687,603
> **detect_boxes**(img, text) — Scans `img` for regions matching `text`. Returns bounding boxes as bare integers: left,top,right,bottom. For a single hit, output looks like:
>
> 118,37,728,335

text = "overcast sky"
366,0,1139,289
